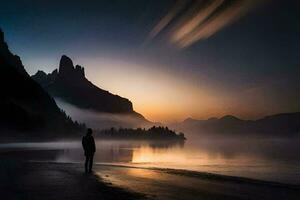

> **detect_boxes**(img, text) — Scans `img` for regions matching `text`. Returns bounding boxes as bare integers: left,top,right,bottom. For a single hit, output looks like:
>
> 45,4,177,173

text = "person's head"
86,128,93,136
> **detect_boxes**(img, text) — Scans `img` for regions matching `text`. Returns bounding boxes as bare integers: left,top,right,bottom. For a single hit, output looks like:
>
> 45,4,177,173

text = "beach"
0,159,144,200
1,150,300,200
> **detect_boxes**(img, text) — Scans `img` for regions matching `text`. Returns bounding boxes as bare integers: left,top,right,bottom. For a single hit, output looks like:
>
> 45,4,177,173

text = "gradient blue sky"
1,0,299,122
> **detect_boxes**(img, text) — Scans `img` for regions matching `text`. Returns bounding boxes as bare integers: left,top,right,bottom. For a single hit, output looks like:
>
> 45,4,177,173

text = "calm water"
1,136,300,184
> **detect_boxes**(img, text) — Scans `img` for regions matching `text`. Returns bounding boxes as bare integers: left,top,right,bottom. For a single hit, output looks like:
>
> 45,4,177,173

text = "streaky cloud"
148,0,262,48
171,0,225,44
147,0,188,40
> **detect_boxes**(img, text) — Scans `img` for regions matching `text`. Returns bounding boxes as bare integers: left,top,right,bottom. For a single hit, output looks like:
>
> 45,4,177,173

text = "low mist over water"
2,136,300,184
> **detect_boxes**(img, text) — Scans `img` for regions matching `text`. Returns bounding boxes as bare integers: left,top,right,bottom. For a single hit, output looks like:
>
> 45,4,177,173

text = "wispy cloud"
148,0,261,48
148,0,188,40
171,0,225,44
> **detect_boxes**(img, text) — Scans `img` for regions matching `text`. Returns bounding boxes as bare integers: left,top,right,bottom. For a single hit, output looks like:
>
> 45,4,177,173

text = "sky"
0,0,299,123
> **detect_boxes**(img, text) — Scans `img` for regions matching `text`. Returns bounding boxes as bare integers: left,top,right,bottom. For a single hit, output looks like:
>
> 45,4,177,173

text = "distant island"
95,126,186,141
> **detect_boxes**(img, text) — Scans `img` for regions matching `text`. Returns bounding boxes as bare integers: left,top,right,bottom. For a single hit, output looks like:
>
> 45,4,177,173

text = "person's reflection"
82,128,96,173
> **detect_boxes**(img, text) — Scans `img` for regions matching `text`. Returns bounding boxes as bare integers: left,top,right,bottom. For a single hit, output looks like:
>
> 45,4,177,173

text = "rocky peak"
59,55,74,76
0,28,9,52
35,70,47,78
51,69,58,76
75,65,85,77
58,55,85,80
0,28,28,76
31,54,147,116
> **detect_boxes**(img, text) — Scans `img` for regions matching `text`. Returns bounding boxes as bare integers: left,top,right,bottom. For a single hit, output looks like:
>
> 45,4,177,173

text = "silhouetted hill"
0,28,85,139
32,55,145,119
0,30,28,77
171,112,300,137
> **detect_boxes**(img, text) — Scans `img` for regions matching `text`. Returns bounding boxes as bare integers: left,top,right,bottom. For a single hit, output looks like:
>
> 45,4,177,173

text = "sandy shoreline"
1,150,300,200
95,164,300,200
0,159,145,200
95,163,300,189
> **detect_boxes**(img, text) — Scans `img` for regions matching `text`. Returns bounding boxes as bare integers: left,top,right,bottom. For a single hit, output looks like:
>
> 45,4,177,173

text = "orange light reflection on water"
132,146,187,164
130,144,263,173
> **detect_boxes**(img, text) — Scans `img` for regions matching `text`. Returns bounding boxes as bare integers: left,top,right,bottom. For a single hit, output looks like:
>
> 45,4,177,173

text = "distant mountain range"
31,55,149,128
0,29,85,139
170,112,300,137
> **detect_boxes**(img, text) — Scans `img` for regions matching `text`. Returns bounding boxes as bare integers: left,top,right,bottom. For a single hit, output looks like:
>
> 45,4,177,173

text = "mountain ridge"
171,112,300,137
181,112,300,123
0,28,85,139
32,55,148,127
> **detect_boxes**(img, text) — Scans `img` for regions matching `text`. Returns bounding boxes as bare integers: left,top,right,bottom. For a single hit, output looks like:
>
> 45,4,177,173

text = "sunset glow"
1,0,299,123
1,1,300,199
82,58,229,122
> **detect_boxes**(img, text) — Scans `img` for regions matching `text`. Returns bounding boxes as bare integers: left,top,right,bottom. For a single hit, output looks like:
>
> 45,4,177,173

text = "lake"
1,136,300,185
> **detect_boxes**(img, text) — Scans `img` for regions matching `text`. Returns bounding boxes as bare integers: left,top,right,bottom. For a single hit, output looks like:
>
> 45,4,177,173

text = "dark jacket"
82,135,96,156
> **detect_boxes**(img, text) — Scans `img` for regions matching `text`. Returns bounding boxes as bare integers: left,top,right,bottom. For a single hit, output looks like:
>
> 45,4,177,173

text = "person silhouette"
82,128,96,173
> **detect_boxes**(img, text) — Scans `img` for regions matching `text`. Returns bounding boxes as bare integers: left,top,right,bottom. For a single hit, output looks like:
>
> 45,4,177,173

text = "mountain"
171,112,300,138
0,28,84,139
32,55,149,128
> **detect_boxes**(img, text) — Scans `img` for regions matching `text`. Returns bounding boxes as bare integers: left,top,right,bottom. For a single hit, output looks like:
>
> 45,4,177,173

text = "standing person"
82,128,96,173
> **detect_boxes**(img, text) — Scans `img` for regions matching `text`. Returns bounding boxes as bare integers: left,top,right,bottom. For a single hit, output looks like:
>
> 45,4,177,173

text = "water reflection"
1,137,300,184
48,138,300,184
55,140,185,164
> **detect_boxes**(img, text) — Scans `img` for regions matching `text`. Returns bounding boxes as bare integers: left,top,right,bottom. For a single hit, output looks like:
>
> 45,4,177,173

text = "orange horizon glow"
75,57,290,123
82,58,230,123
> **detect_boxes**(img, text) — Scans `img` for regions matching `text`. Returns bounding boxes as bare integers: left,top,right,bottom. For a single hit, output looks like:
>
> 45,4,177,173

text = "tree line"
95,126,186,141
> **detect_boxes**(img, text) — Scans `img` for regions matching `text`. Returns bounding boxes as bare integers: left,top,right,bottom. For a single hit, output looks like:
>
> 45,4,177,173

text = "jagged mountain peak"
60,55,73,68
32,55,145,116
0,28,28,76
75,65,85,77
0,28,84,135
35,70,47,77
58,55,85,79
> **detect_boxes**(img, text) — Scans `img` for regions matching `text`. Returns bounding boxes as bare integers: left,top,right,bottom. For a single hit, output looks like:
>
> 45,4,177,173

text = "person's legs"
88,154,94,173
85,155,90,173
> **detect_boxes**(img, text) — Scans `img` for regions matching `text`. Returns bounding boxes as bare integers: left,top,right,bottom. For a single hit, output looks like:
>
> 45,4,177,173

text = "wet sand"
0,160,144,200
0,150,300,200
96,164,300,200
